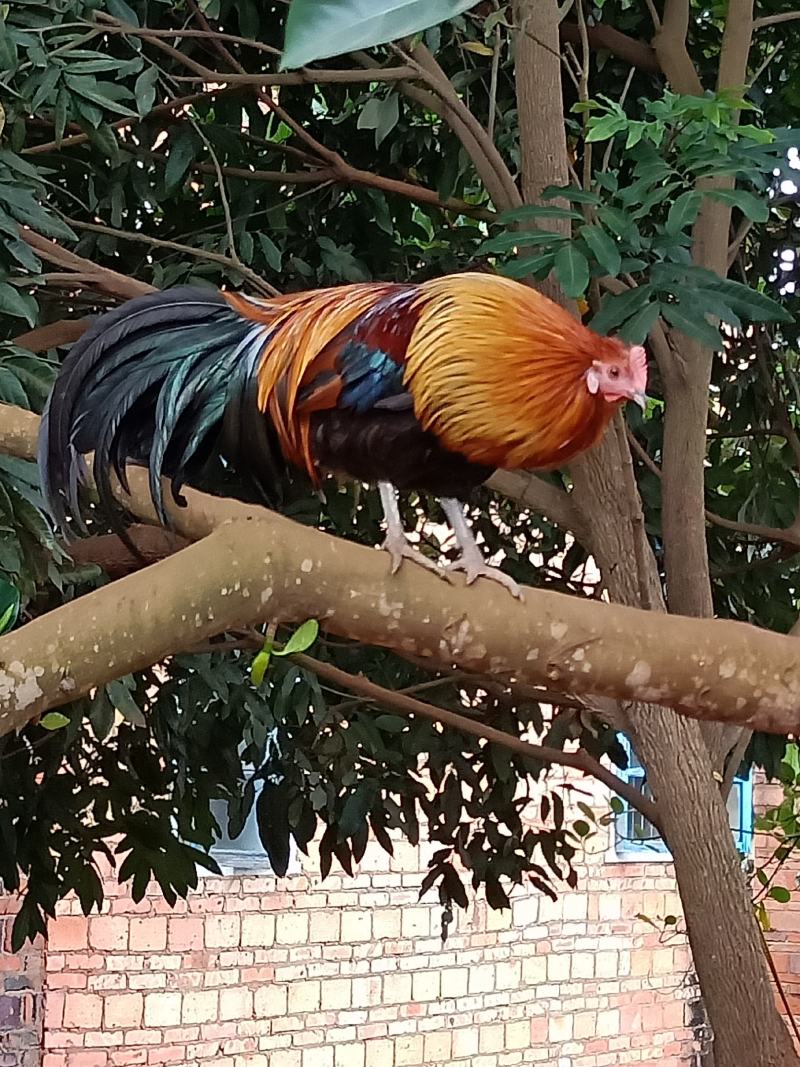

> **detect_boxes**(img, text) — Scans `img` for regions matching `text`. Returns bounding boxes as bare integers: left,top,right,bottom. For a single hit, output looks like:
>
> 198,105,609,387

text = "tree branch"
752,11,800,29
140,149,497,221
652,0,704,93
288,651,663,828
2,405,800,735
22,231,155,303
352,49,520,212
559,21,660,72
23,87,247,157
486,470,590,542
95,14,419,88
62,219,278,297
627,429,800,549
11,319,89,353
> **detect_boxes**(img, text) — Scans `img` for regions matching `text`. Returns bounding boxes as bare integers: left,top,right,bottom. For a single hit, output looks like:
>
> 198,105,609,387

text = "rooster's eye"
608,366,620,379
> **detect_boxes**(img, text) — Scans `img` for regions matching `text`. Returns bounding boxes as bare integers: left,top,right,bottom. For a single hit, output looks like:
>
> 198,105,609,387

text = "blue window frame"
614,736,753,857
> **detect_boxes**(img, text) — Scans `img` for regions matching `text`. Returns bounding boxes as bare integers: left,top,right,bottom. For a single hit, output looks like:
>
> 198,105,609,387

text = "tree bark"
4,405,800,735
511,3,799,1062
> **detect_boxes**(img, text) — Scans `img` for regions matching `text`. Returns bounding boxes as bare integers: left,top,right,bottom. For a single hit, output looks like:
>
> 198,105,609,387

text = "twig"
644,0,662,31
95,14,419,88
286,652,663,828
139,149,496,221
627,428,800,548
62,218,279,296
487,24,502,141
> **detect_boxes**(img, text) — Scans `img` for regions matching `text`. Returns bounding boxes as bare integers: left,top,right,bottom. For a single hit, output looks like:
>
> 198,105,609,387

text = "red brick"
129,919,167,952
165,917,201,951
108,1052,148,1066
64,993,103,1029
67,1053,108,1067
88,918,129,952
49,917,89,952
104,993,144,1030
146,1048,186,1065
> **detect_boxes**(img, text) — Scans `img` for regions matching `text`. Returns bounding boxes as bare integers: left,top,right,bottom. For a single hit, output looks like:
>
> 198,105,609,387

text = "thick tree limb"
652,0,704,94
65,526,191,579
22,232,155,303
2,404,800,736
11,319,89,353
486,470,589,542
559,22,660,72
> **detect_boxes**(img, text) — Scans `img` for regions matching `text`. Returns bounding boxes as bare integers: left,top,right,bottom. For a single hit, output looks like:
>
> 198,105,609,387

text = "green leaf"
0,20,18,73
590,284,653,335
276,619,320,657
63,75,138,118
480,230,569,255
498,251,556,280
617,301,660,344
258,234,283,273
496,204,584,224
665,190,701,234
0,578,19,634
579,225,621,277
704,188,769,222
104,0,141,26
280,0,481,69
250,648,272,686
737,124,775,145
0,284,36,326
690,273,791,323
106,680,146,727
554,244,590,298
40,712,70,731
358,93,400,147
164,128,198,192
661,300,722,348
585,113,628,143
134,66,159,118
769,885,791,903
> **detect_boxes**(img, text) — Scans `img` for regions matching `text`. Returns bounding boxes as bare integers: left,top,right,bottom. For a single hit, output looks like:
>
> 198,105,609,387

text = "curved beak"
631,391,648,412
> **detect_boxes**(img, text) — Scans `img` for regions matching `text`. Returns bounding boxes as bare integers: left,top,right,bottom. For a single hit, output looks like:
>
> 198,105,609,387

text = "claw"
440,496,524,600
447,551,523,599
381,531,453,582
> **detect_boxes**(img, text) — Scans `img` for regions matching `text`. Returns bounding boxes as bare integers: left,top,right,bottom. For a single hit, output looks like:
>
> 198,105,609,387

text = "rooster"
39,272,647,598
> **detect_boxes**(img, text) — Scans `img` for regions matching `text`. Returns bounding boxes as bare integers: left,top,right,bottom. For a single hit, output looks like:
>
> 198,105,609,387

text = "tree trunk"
512,2,800,1062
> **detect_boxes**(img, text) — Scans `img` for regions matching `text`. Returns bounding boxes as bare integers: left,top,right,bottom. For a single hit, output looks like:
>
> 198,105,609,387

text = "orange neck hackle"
404,273,627,471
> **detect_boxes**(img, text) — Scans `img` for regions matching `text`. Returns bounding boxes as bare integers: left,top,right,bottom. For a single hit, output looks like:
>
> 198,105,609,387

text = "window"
207,777,299,876
613,736,753,858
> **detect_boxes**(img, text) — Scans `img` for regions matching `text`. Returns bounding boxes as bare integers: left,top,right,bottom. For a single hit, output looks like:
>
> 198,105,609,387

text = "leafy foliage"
0,0,798,945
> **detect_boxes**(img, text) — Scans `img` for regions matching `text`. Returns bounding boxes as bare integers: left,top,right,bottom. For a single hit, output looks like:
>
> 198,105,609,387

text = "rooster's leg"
378,482,451,581
440,498,523,599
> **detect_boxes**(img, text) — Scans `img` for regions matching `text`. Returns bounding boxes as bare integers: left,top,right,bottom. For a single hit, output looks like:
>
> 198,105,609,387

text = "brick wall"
758,777,800,1024
0,897,44,1067
38,785,698,1067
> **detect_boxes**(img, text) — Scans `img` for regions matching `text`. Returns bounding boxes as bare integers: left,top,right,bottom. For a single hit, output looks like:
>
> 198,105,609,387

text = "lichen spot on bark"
0,662,45,711
718,659,736,678
625,660,652,689
549,621,567,640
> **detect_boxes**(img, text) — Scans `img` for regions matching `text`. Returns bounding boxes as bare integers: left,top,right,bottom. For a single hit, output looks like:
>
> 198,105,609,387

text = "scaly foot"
447,549,523,599
381,530,453,582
